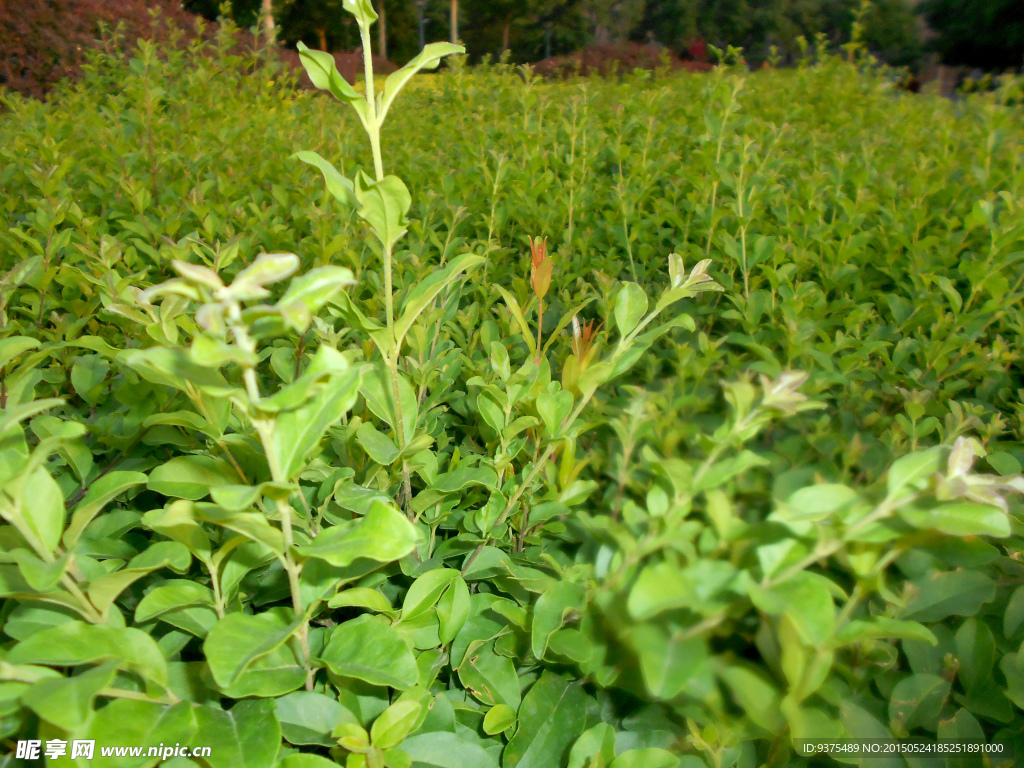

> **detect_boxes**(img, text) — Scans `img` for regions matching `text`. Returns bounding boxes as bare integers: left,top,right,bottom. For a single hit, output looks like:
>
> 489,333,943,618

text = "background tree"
581,0,648,43
278,0,356,52
859,0,922,67
636,0,921,66
921,0,1024,70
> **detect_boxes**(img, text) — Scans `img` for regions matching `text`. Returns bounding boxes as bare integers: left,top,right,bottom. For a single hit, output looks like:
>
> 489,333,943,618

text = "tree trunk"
261,0,274,40
451,0,458,44
544,22,553,59
318,28,327,51
416,0,427,51
378,0,388,59
502,22,510,53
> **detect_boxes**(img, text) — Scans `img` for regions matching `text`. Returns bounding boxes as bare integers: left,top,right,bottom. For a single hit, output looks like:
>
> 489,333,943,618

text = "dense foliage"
2,12,1024,768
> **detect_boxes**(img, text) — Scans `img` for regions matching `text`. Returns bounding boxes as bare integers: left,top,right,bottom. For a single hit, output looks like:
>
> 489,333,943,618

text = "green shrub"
1,9,1023,768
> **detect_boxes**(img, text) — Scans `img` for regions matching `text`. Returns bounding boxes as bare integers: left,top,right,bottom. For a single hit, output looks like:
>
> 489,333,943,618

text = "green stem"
228,302,313,689
359,24,384,181
61,575,104,624
276,495,313,691
386,350,415,515
763,494,913,588
463,442,558,575
384,242,395,333
535,297,543,365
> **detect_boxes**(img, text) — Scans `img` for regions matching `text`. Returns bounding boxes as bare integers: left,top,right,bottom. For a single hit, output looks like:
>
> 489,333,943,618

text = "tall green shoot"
293,0,475,511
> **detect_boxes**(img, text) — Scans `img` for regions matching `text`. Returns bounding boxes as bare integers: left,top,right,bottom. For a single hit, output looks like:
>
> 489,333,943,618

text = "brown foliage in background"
0,0,207,99
0,0,396,101
534,42,713,79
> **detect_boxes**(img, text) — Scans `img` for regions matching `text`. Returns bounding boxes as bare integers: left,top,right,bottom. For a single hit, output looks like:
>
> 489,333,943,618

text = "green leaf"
902,570,996,622
435,572,470,644
401,568,458,622
888,673,950,732
274,366,363,479
937,708,985,744
752,572,835,646
1000,653,1024,709
693,449,770,493
627,562,693,621
259,346,351,413
7,548,69,592
275,691,357,747
203,609,304,691
394,253,484,347
986,451,1021,476
278,757,337,768
900,502,1010,538
0,336,40,370
2,602,79,640
296,41,363,107
64,471,147,546
120,346,232,394
954,618,996,692
568,723,616,768
278,265,356,313
354,172,412,251
135,580,216,623
357,420,401,465
142,500,213,562
279,757,342,768
503,671,586,768
210,484,263,511
536,390,574,438
380,42,465,120
87,540,192,618
494,285,537,358
328,586,395,613
319,614,419,689
3,466,65,556
70,354,109,402
235,252,303,288
628,623,708,699
340,0,378,27
780,483,860,523
293,151,358,208
531,582,585,659
7,621,169,688
21,659,119,730
194,698,282,768
295,500,419,567
370,699,424,749
483,703,517,735
614,282,648,338
610,749,679,768
75,699,198,768
192,333,258,368
400,731,500,768
1005,584,1024,639
431,466,497,494
886,447,943,499
148,455,238,500
834,617,937,646
360,363,418,440
457,640,521,710
193,504,286,555
718,662,785,734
